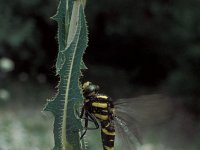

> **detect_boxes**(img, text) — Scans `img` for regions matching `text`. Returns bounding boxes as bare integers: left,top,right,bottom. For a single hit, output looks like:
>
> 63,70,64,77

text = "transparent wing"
113,94,174,150
114,116,141,150
114,94,174,126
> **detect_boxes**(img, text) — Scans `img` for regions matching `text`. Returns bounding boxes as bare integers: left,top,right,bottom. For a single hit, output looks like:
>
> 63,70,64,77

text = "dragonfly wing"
114,94,174,125
114,116,141,150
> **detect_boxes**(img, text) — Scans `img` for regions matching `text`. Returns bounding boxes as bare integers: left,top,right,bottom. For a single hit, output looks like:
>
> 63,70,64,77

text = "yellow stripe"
92,102,108,108
102,110,108,112
105,146,114,150
96,95,108,99
102,128,115,136
84,99,89,102
94,114,108,120
105,123,110,128
82,81,90,89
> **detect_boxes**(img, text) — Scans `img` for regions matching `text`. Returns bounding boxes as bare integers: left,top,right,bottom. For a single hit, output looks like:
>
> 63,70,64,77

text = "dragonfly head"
82,81,100,97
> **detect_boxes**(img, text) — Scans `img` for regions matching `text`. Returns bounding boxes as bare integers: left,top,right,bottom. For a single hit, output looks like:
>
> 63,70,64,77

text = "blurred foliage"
0,0,57,76
1,0,200,111
0,107,54,150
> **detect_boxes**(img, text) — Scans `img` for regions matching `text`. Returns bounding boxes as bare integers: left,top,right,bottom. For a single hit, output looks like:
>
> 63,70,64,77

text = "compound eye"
88,85,95,91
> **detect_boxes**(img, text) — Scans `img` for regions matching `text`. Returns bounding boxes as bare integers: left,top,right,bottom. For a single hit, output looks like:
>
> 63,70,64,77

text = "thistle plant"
44,0,88,149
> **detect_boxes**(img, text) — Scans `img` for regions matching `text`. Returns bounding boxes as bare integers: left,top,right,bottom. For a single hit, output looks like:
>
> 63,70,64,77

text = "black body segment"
83,94,115,150
101,120,115,150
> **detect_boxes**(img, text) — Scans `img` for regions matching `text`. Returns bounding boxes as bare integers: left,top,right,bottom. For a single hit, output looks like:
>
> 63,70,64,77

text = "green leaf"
44,0,88,150
52,0,74,74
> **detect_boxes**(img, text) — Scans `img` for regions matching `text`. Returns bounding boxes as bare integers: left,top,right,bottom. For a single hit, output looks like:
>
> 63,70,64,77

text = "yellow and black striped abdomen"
91,95,110,121
101,120,115,150
88,95,115,150
90,94,115,150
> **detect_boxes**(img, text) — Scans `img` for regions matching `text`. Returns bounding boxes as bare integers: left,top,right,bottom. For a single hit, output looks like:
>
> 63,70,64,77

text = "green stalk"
44,0,88,149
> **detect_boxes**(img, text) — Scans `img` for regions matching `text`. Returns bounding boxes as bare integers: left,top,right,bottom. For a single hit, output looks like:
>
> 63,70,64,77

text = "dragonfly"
78,81,173,150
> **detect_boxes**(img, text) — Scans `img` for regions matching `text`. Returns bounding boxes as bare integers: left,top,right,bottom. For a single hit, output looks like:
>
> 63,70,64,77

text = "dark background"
0,0,200,149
